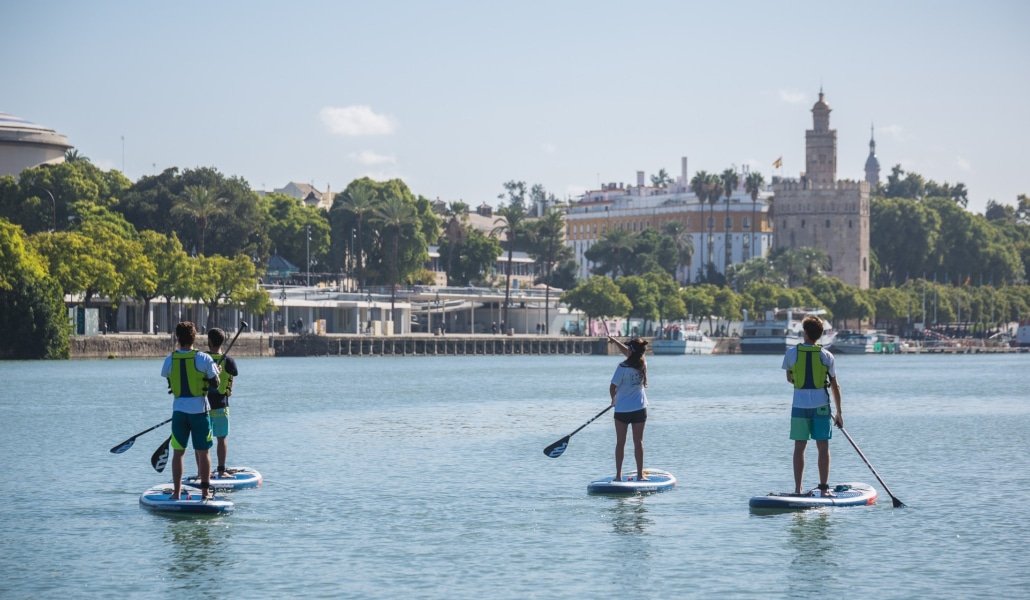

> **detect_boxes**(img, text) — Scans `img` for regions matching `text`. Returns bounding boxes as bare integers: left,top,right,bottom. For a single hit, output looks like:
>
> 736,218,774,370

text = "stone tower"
864,124,881,189
772,90,870,289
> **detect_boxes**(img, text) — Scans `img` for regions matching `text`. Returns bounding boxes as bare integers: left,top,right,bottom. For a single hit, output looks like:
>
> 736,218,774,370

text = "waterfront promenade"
69,333,1025,359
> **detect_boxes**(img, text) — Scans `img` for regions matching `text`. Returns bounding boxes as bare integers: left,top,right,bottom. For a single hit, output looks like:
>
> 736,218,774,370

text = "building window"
825,219,831,228
801,220,806,228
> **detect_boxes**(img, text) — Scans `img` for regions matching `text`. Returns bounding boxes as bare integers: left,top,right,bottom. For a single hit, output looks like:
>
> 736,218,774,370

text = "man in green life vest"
207,328,239,479
161,321,220,500
782,315,844,497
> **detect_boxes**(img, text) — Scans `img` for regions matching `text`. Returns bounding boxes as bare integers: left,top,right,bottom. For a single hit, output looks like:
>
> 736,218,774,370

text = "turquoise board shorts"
170,411,213,451
209,407,230,438
790,404,833,441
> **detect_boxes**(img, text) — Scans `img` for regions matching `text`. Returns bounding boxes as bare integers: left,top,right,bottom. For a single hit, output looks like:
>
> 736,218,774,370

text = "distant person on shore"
783,315,843,496
207,328,239,480
161,321,220,500
607,335,649,482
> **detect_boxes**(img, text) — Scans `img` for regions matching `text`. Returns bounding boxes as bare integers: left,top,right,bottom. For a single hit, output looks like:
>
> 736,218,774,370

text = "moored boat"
739,308,835,354
833,330,878,354
652,323,716,355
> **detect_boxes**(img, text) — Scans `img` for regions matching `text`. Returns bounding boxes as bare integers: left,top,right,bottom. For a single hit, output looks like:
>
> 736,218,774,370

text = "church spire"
865,123,881,188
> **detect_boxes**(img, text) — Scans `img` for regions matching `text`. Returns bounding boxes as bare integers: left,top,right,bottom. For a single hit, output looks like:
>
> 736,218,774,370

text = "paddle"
543,405,613,458
151,321,249,472
834,416,906,508
109,417,172,454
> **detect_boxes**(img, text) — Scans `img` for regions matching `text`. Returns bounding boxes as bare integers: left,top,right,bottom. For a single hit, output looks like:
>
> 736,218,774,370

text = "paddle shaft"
151,321,248,472
109,417,172,453
568,405,612,438
835,421,905,508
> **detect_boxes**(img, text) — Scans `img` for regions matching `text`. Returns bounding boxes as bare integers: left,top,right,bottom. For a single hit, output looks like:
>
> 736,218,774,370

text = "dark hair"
175,321,197,347
802,316,824,341
622,337,649,387
208,328,226,348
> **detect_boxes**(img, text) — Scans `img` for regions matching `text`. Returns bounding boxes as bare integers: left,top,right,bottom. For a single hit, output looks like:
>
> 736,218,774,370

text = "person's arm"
608,336,630,357
610,383,618,407
829,376,843,427
225,356,239,377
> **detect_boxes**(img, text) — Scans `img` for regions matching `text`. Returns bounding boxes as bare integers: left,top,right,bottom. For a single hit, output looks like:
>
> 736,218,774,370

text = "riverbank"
67,333,1025,359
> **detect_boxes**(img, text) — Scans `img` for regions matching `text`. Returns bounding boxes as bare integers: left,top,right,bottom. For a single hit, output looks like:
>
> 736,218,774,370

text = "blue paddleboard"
587,468,677,495
749,481,877,512
139,484,235,514
183,466,262,491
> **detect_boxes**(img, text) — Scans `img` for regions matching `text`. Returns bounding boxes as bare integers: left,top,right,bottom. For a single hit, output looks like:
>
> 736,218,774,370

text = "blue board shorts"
209,407,230,438
790,404,833,441
170,411,213,451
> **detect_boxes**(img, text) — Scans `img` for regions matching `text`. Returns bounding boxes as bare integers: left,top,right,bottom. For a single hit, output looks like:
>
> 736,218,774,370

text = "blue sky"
3,1,1027,214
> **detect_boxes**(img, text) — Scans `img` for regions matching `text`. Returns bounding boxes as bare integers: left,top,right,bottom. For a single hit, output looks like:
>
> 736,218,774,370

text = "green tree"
560,276,632,331
585,228,635,278
721,168,739,269
661,221,694,284
526,208,574,333
744,171,765,260
0,219,69,358
617,275,661,332
690,170,713,273
333,182,380,288
261,193,331,281
681,284,715,325
650,168,673,189
438,224,503,286
171,185,226,256
493,181,530,327
373,196,420,317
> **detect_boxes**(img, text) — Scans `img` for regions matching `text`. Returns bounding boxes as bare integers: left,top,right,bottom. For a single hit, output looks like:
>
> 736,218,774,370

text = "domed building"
0,112,73,177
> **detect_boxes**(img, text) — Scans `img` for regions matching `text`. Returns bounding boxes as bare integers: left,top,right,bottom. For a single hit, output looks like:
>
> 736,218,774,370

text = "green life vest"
168,350,208,398
209,353,233,397
792,344,828,390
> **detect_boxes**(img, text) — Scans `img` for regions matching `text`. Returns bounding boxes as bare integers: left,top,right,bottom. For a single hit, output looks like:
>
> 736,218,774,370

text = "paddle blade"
151,437,171,472
891,496,906,508
110,438,136,454
544,436,571,458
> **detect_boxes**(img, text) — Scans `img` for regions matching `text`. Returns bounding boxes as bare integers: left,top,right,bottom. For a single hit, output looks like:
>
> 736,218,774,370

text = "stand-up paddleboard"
749,482,877,512
183,466,262,491
139,484,235,514
587,468,677,495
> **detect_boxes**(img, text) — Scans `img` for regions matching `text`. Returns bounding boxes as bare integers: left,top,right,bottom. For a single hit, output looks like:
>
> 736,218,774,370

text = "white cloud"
778,89,806,104
878,124,908,142
541,142,557,154
350,150,396,166
320,105,397,136
955,156,972,172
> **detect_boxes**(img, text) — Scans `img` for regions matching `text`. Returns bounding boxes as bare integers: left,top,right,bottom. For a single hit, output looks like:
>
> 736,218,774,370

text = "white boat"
833,330,878,354
1015,321,1030,348
651,324,716,355
739,308,835,354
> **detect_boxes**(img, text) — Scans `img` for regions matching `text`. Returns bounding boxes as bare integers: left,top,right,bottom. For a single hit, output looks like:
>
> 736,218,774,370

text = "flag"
772,156,783,169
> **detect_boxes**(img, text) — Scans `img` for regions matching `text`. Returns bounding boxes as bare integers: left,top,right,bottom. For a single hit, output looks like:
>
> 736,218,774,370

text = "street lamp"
435,292,441,335
305,224,311,287
34,187,56,232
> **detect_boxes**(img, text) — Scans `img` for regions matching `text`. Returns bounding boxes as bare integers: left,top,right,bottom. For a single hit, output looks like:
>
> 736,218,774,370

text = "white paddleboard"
587,468,677,495
183,466,262,491
749,481,877,512
139,484,234,514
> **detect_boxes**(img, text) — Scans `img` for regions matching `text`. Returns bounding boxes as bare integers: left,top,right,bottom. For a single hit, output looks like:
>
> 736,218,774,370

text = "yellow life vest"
792,344,828,390
168,350,208,398
209,353,233,397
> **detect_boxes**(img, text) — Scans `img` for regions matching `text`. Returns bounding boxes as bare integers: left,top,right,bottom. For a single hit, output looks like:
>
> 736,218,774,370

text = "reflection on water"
785,511,839,596
164,518,232,581
604,496,655,536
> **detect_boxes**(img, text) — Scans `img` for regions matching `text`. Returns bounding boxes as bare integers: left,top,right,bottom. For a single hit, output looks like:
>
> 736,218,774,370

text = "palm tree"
721,168,739,272
492,202,528,329
338,187,379,290
650,168,673,189
744,171,765,261
171,185,226,255
662,221,694,284
704,173,722,278
64,149,89,163
528,208,571,334
372,196,417,318
689,171,711,279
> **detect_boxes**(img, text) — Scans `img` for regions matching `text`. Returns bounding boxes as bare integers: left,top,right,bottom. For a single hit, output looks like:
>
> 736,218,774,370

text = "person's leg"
614,418,628,481
631,420,646,480
816,440,830,493
793,440,807,494
171,449,186,499
217,437,228,474
197,450,211,497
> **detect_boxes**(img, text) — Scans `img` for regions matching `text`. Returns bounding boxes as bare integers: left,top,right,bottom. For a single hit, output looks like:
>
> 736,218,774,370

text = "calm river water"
1,352,1027,598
